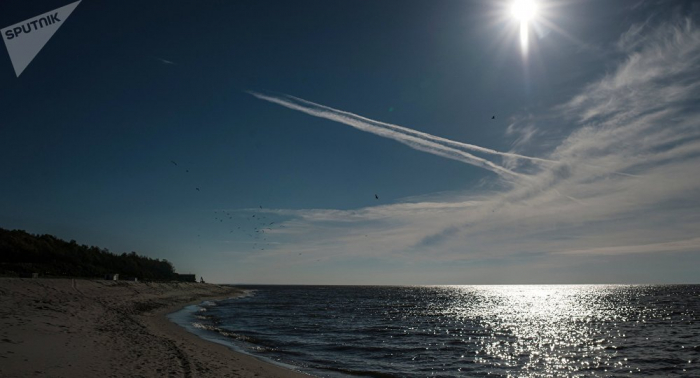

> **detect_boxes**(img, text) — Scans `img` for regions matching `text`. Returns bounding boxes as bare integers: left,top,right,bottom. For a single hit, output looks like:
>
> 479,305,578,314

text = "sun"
510,0,538,23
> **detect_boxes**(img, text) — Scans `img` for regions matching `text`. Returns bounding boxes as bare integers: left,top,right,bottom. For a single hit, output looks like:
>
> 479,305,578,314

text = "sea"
168,285,700,377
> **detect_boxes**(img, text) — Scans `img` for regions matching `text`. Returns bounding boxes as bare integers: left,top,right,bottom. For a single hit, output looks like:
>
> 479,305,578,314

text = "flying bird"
171,160,177,166
196,188,200,191
375,194,379,200
491,116,495,120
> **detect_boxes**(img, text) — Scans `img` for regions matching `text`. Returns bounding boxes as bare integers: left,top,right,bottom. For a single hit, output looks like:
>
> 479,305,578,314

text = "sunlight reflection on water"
444,285,642,376
189,285,699,377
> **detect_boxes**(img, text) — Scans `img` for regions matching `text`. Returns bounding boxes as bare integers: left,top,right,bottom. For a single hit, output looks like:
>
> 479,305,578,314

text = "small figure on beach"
200,276,205,283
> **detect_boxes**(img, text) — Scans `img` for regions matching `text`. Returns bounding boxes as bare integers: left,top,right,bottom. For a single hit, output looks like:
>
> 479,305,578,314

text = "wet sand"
0,278,311,378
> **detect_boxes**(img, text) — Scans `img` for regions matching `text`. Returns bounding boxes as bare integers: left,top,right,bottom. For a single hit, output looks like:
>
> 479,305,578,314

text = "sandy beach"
0,278,311,378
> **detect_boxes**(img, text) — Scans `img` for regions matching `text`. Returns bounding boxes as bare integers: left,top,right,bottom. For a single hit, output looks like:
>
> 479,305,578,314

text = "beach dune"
0,278,310,378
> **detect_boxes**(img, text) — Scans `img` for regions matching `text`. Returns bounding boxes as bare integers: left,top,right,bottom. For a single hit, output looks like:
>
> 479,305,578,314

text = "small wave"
190,322,271,346
191,322,218,331
233,289,257,299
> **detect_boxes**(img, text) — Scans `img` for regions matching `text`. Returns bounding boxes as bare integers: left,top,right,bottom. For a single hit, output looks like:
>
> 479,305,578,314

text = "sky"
1,0,699,284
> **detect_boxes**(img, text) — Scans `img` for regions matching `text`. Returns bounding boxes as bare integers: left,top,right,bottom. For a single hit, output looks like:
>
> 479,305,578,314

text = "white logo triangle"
1,1,81,77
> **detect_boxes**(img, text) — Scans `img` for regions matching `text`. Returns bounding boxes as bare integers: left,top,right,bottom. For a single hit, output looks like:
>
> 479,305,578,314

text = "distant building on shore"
104,273,119,280
19,272,39,278
174,273,196,282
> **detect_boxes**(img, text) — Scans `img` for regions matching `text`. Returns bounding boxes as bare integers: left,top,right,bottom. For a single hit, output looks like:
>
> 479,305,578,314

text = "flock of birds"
213,207,283,251
170,159,382,252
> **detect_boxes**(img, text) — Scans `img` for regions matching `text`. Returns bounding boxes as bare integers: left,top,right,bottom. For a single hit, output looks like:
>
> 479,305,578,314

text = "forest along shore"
0,278,312,378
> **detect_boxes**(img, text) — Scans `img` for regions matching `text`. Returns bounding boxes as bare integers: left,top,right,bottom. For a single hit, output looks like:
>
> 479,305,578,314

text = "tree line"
0,228,181,280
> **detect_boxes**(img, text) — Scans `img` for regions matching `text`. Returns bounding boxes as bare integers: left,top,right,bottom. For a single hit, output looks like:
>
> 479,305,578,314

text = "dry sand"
0,278,311,378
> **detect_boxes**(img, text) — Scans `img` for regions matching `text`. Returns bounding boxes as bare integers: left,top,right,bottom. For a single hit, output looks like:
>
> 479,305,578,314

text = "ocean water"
170,285,700,377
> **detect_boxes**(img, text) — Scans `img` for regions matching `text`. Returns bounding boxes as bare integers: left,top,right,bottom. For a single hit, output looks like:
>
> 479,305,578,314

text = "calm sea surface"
170,285,700,377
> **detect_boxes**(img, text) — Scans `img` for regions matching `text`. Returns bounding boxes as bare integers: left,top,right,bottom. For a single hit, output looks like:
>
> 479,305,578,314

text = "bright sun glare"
510,0,538,23
510,0,538,54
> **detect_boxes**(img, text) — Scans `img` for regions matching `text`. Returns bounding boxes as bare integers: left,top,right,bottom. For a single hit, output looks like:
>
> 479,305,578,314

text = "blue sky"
1,0,699,284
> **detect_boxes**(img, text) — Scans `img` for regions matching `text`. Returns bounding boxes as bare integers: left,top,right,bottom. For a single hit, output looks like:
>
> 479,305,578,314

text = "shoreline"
0,278,311,378
145,290,314,378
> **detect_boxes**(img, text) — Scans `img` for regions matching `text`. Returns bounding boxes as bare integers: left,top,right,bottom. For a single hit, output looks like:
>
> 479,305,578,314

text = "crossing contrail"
282,93,555,164
249,91,534,179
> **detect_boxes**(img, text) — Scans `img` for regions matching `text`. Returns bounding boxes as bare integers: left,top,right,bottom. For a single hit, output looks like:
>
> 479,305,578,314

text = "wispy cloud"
617,20,650,52
243,17,700,281
155,57,176,65
556,237,700,256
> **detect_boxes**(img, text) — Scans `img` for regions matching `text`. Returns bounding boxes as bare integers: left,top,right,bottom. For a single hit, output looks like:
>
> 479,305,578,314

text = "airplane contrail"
249,91,526,179
282,93,556,164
